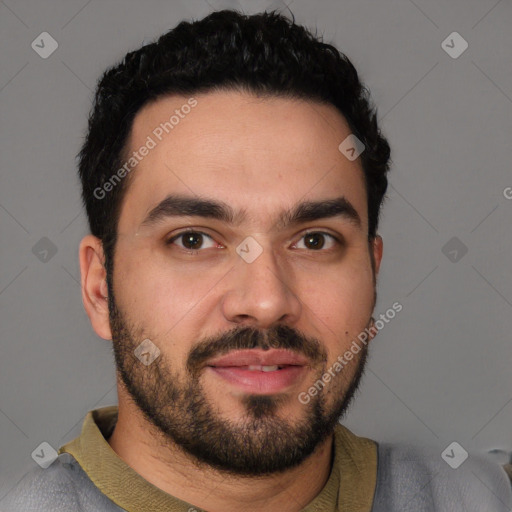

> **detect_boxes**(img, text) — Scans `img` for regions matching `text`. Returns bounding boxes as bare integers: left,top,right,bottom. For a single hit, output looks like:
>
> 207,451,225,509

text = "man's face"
108,90,381,475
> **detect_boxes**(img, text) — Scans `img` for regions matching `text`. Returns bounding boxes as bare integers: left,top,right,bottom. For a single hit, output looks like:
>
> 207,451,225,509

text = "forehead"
117,90,368,234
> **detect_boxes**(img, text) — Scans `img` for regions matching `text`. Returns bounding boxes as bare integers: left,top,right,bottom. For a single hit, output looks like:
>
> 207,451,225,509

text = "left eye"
294,232,339,251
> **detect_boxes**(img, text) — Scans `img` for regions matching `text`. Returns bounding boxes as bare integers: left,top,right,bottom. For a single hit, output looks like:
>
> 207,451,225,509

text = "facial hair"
108,290,370,477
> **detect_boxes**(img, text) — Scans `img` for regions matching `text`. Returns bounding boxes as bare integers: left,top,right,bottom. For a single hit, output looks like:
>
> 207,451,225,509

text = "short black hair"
78,9,391,283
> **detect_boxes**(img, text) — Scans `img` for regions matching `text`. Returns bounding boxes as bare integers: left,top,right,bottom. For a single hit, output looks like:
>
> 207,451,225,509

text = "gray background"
1,0,511,500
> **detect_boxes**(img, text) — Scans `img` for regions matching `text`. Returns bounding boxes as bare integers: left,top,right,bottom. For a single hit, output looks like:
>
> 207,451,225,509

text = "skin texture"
79,90,383,512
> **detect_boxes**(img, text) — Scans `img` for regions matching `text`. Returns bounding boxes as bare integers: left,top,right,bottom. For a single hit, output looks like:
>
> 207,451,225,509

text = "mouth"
205,349,310,394
222,364,291,371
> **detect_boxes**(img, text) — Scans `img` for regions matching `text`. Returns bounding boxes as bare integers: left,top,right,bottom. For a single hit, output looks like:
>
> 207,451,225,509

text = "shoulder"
0,453,123,512
371,441,512,512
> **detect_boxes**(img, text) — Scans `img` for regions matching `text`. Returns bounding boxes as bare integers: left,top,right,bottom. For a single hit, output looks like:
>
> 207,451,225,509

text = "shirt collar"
59,406,377,512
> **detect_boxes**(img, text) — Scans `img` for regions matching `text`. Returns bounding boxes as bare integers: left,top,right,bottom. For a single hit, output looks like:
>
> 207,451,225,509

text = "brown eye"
295,232,339,251
304,233,325,249
166,231,216,252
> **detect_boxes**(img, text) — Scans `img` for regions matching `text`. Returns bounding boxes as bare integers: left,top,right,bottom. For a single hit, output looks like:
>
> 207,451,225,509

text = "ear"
79,234,112,340
371,235,383,278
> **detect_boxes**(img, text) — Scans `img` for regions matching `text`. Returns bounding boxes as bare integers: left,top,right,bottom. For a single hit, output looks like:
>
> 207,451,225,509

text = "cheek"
299,263,374,367
302,262,374,326
116,244,195,311
115,252,221,358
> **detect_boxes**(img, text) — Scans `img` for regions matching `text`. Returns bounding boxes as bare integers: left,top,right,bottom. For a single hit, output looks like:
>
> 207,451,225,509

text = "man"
2,9,511,512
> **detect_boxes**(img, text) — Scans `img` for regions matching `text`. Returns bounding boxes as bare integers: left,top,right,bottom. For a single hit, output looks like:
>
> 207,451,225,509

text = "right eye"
165,230,219,254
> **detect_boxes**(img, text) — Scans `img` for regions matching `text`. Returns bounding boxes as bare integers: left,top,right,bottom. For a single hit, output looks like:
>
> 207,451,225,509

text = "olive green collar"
60,406,377,512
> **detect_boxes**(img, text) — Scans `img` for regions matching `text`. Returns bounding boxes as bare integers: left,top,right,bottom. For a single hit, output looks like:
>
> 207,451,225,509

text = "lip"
206,349,310,368
205,349,310,394
207,366,308,394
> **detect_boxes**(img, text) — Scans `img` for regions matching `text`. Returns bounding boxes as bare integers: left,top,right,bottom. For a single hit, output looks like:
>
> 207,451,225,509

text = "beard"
108,288,370,477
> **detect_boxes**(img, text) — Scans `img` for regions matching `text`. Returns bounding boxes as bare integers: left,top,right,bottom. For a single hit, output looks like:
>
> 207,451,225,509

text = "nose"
221,240,302,329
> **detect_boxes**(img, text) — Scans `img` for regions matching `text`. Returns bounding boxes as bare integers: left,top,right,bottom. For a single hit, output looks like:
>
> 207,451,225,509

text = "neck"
107,389,334,512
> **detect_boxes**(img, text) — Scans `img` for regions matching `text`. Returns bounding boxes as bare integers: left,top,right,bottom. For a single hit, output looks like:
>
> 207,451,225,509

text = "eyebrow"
140,193,361,230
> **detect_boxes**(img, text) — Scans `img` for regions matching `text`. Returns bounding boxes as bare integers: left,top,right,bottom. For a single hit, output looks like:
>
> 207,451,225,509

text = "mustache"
187,324,327,376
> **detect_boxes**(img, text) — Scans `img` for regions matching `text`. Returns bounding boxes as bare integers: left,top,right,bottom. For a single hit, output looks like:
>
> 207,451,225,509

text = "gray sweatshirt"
2,407,511,512
2,443,511,511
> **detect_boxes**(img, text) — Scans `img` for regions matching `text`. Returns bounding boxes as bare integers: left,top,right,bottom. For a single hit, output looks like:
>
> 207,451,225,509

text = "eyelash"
165,230,342,255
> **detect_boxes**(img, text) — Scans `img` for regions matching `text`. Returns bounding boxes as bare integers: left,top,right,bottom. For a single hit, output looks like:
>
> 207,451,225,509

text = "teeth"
247,365,279,372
